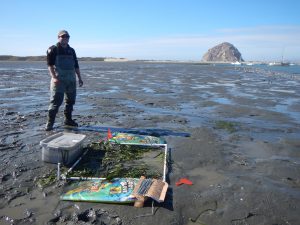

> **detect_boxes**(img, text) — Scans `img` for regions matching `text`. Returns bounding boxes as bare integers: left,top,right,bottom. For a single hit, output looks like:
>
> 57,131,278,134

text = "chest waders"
46,47,78,131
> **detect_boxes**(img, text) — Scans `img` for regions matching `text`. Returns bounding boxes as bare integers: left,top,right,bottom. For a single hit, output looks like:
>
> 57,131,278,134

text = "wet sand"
0,61,300,224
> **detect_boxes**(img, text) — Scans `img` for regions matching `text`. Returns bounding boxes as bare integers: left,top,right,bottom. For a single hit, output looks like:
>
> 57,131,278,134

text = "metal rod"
57,163,61,181
61,148,89,180
66,177,107,181
162,144,168,182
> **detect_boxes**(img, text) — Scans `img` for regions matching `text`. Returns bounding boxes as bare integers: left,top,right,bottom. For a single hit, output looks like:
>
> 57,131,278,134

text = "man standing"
45,30,83,131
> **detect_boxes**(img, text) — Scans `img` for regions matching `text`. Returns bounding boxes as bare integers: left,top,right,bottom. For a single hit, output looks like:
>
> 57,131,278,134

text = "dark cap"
58,30,70,37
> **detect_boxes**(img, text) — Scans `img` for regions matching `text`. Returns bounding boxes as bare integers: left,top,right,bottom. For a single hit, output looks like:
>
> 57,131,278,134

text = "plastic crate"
40,132,86,165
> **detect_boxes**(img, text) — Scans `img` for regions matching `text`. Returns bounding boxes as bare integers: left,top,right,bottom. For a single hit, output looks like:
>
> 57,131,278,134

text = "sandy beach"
0,61,300,225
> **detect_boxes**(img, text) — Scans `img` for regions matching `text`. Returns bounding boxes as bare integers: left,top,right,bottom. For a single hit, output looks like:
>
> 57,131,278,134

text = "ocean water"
251,63,300,75
1,61,299,74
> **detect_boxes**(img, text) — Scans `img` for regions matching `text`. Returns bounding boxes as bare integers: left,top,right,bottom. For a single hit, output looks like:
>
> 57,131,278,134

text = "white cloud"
73,25,300,61
1,25,299,61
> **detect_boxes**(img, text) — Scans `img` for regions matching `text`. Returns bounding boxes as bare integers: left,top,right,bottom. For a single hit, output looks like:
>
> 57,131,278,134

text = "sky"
1,0,300,61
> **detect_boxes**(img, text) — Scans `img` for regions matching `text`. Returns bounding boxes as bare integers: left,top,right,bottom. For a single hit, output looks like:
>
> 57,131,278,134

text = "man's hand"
79,79,83,87
52,77,59,84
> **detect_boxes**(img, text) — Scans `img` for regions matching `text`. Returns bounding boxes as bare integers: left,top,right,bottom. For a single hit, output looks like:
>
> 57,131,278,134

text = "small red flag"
107,128,113,139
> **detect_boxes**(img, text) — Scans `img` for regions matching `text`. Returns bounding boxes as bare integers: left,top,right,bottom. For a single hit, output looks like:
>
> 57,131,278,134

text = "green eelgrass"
215,120,237,133
36,169,58,188
69,141,163,179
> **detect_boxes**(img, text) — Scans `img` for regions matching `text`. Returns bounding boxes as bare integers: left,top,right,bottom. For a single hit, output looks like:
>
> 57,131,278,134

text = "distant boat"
280,62,290,66
268,62,281,66
231,61,241,65
279,47,290,66
268,62,290,66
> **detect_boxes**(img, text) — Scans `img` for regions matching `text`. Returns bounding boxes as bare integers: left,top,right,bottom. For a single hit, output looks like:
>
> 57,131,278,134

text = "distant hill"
202,42,244,62
0,55,46,61
0,55,105,61
79,57,105,61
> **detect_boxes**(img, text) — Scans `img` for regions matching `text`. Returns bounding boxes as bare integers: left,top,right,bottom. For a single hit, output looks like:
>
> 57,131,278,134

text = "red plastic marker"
107,128,113,140
176,178,193,186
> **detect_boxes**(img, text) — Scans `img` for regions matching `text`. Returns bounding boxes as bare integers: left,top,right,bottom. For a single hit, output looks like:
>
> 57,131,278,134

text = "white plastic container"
40,132,86,165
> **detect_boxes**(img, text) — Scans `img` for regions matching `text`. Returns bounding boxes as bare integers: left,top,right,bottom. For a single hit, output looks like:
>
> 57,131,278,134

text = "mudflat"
0,61,299,225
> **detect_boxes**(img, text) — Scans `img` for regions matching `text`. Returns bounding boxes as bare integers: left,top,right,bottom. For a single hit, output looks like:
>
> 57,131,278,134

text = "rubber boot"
64,111,78,127
45,111,56,131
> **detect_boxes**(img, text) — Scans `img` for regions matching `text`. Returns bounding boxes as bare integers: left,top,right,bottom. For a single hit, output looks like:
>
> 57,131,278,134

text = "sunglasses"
59,35,70,38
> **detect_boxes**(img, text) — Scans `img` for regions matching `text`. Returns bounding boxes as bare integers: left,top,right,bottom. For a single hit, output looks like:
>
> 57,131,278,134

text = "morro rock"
202,42,244,62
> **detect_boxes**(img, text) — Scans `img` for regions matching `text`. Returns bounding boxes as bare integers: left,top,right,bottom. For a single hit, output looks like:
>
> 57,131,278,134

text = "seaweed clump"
100,141,162,179
64,141,163,180
215,120,237,133
36,169,57,188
